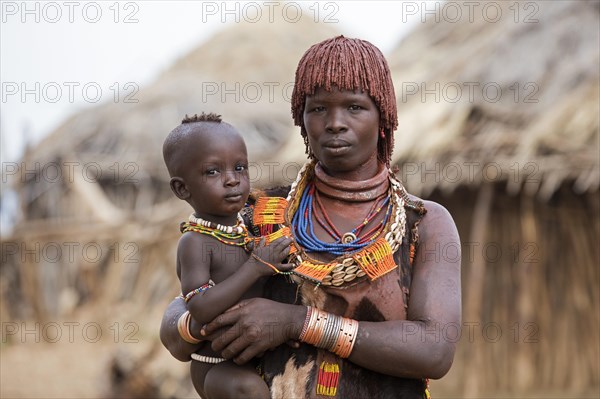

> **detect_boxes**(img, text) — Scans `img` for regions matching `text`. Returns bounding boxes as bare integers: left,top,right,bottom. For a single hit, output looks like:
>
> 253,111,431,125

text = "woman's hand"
201,298,306,365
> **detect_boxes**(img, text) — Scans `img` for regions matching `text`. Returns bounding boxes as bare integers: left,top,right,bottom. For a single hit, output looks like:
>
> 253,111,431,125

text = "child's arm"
178,233,292,327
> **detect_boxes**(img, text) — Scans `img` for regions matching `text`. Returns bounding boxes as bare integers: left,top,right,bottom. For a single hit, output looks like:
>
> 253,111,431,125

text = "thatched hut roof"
2,15,341,398
25,17,339,167
15,15,338,224
388,0,599,199
18,1,598,222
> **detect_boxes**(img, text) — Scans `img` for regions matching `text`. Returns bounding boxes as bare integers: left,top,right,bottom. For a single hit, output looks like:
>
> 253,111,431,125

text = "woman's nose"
325,109,348,133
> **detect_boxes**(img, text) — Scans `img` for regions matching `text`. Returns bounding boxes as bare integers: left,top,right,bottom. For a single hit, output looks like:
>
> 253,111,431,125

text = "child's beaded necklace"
180,213,248,247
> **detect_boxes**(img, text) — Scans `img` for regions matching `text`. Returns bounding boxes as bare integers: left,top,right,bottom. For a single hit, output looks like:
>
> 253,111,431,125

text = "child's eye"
206,169,218,176
235,165,247,172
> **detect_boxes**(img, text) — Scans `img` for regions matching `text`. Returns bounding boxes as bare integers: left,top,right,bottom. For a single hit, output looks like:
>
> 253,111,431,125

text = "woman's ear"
170,177,190,200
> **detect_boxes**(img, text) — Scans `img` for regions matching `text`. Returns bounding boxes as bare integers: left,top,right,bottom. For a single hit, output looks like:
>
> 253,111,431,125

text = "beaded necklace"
249,161,408,286
293,184,392,255
180,213,248,247
313,187,391,245
188,213,246,234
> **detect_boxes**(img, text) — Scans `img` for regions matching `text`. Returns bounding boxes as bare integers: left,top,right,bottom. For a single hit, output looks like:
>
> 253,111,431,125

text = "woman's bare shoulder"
406,193,458,241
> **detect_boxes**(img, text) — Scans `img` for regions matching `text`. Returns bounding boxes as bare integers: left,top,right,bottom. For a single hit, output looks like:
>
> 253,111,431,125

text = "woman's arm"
160,296,237,361
203,201,461,379
349,201,461,378
159,296,203,362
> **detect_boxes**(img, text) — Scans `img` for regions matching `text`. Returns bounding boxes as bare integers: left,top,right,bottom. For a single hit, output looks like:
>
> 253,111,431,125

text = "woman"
161,36,461,399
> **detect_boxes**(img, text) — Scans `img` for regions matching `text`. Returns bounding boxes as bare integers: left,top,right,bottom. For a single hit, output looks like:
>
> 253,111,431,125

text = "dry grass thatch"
388,0,599,199
383,1,599,396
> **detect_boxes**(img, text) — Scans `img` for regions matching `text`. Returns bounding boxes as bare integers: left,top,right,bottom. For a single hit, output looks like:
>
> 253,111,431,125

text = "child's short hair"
291,35,397,165
181,112,222,124
163,112,225,177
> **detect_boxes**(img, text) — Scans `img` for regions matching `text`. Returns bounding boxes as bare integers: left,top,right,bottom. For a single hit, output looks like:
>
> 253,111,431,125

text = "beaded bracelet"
299,307,359,359
177,310,202,344
250,253,293,275
299,306,313,340
183,281,214,303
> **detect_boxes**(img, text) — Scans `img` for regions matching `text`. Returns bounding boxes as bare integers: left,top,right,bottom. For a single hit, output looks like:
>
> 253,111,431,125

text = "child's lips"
225,192,243,202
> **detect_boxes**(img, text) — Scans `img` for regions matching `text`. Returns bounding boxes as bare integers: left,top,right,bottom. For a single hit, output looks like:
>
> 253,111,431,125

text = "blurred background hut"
387,0,599,397
1,1,598,398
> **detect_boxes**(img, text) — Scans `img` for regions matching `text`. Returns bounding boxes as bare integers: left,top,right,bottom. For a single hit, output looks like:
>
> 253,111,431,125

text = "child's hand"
250,237,294,276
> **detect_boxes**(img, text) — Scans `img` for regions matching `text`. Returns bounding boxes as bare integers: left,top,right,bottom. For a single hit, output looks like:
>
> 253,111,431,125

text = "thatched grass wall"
386,1,599,396
426,185,599,396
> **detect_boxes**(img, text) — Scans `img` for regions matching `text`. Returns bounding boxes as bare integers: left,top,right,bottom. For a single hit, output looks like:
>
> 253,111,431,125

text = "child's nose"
223,171,239,186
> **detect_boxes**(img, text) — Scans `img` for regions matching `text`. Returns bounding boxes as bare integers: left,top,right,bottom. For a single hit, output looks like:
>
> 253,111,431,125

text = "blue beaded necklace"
292,183,392,256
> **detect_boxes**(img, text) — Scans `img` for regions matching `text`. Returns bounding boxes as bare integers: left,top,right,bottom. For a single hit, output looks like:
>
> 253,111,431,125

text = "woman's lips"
322,140,351,155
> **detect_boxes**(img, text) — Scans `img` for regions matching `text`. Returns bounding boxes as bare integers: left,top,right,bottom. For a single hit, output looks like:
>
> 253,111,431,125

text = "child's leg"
190,360,212,398
203,360,270,399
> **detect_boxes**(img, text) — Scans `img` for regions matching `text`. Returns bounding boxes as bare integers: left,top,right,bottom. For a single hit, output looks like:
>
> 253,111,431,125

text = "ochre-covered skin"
160,36,461,399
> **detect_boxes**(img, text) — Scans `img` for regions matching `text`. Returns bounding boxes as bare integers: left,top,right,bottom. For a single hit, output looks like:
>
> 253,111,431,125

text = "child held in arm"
162,112,293,399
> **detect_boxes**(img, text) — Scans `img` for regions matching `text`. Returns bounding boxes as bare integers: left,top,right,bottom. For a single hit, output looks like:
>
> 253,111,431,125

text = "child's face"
182,125,250,225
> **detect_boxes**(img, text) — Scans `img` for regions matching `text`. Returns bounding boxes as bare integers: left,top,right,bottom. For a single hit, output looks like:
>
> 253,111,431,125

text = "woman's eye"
349,104,362,111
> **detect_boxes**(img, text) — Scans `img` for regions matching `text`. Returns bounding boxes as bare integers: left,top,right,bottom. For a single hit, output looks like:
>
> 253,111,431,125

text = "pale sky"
0,1,432,163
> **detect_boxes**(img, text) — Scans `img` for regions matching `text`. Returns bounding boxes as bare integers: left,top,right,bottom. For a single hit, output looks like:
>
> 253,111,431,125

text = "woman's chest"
298,269,409,322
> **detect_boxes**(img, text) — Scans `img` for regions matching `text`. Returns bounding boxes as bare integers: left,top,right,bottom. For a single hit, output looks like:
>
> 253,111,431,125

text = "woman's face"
303,86,380,178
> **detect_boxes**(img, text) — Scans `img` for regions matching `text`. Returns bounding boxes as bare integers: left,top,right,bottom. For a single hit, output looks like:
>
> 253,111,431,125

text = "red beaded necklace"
312,185,391,244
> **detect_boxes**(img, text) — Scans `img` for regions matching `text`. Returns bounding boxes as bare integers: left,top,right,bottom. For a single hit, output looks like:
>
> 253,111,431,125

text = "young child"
163,112,292,398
